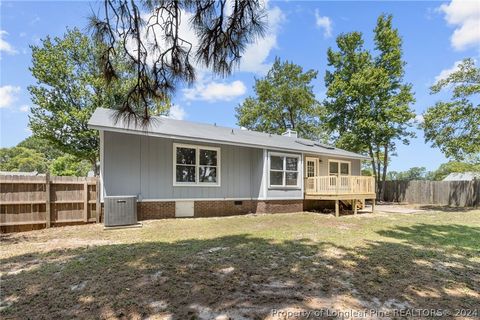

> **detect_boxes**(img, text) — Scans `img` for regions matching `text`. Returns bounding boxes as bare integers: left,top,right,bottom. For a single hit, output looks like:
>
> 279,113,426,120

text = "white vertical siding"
103,131,266,200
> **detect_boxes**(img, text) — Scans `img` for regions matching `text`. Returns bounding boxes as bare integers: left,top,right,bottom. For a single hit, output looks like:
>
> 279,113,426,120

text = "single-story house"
443,172,480,181
88,108,375,219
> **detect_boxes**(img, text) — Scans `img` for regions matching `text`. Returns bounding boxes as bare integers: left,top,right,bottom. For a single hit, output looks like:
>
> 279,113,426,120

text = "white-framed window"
328,160,351,176
268,152,301,188
173,143,221,186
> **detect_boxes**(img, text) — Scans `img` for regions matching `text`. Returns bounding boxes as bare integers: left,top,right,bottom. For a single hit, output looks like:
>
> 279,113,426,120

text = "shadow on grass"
417,205,476,213
1,225,479,319
0,233,32,245
378,223,480,253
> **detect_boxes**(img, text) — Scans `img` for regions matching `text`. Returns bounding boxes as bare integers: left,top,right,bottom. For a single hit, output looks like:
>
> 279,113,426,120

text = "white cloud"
238,5,286,74
29,16,40,25
167,104,186,120
315,10,333,38
150,1,286,75
434,60,463,83
438,0,480,51
415,114,424,124
0,30,17,55
409,113,424,125
183,79,246,102
19,104,30,113
0,85,20,108
133,0,286,82
133,11,207,76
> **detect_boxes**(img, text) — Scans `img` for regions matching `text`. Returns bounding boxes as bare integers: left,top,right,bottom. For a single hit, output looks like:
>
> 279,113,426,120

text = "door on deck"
328,160,351,192
305,157,319,191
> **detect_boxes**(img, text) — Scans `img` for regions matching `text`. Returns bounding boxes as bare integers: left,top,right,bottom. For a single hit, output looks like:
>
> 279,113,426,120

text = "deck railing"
305,175,375,195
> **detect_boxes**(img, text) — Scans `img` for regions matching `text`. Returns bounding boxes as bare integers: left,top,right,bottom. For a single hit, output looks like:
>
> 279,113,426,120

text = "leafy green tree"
0,136,94,177
324,14,415,199
361,168,373,176
0,147,48,173
386,171,399,181
236,58,325,140
402,167,427,180
49,154,92,177
17,136,64,161
28,28,168,175
387,167,428,181
422,58,480,161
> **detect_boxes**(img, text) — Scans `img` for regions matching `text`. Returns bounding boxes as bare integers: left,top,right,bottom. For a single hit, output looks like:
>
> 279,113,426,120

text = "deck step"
340,199,364,210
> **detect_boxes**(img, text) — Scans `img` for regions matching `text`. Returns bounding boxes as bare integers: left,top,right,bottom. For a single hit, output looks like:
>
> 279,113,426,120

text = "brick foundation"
254,200,304,214
195,199,304,217
194,200,256,217
137,201,175,220
136,199,304,220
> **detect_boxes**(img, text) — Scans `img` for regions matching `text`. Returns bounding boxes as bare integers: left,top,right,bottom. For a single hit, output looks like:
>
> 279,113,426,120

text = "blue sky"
1,0,479,171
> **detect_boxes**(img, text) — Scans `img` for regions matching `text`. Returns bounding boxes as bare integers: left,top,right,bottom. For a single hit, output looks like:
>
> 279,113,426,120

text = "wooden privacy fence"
1,174,100,232
383,180,480,207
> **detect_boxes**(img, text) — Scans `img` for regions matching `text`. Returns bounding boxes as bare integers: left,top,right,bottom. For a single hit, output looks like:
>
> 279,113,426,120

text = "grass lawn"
1,207,479,319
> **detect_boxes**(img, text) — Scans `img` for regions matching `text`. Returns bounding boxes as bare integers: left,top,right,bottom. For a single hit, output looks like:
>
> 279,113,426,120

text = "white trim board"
99,130,105,202
301,152,305,195
262,149,268,199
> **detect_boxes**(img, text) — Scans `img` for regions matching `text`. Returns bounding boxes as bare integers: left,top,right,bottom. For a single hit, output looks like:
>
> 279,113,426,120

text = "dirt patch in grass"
1,211,480,319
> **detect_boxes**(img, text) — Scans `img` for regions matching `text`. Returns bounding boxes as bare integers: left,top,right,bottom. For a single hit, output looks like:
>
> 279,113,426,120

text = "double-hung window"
174,144,220,186
268,152,300,188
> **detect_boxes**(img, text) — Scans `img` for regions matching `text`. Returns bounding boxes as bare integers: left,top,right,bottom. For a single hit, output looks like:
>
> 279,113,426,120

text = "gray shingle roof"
88,108,369,160
443,172,480,181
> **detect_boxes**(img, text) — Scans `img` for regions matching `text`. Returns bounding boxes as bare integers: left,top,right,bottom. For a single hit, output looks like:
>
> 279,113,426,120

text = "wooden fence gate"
1,174,100,233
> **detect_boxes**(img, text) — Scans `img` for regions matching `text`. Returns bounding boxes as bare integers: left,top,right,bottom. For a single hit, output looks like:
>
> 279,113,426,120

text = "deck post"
372,199,376,213
353,199,357,215
335,200,339,217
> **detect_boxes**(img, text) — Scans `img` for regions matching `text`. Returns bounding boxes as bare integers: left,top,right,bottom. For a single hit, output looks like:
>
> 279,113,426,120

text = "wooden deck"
304,176,376,216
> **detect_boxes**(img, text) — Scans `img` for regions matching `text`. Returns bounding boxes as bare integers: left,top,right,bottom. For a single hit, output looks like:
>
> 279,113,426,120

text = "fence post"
470,179,476,207
83,180,88,222
430,181,434,204
45,173,51,228
476,179,479,208
96,178,101,223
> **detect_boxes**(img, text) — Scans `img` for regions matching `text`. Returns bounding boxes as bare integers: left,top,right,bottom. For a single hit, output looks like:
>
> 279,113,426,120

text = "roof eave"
89,123,370,160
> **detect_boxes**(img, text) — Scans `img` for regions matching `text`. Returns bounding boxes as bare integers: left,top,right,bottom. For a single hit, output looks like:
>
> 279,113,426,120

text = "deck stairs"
340,199,364,210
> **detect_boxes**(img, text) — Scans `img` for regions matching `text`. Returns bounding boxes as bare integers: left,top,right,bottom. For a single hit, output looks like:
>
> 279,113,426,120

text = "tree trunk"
287,107,296,129
380,144,388,202
91,157,100,177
